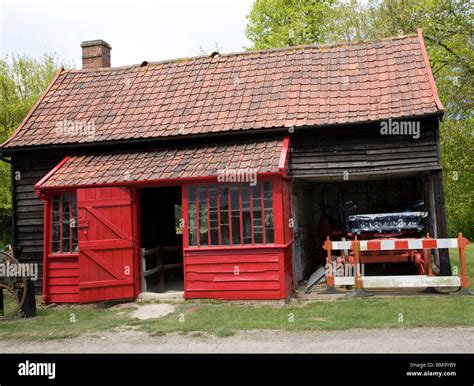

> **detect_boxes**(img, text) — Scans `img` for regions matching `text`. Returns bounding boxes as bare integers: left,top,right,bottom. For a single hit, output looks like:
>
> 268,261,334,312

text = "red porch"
35,139,294,303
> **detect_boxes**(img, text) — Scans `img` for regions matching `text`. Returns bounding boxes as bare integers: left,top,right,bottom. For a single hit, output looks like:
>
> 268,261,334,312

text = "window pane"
62,193,71,253
219,185,230,245
209,185,219,245
263,181,274,243
186,183,273,247
252,183,263,244
241,185,252,244
52,195,60,253
187,187,197,246
71,193,78,252
230,185,241,245
198,186,208,246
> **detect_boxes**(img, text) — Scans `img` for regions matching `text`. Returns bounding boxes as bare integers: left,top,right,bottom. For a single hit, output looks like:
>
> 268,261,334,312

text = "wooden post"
141,248,146,292
325,237,334,287
157,248,164,293
319,237,340,294
426,233,433,276
41,198,51,305
458,233,470,289
431,170,451,275
353,237,363,289
346,236,372,298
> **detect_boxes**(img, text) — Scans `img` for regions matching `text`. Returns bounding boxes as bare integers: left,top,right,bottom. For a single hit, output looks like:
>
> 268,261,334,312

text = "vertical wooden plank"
133,187,141,296
431,170,451,275
283,179,291,244
111,187,122,300
272,177,286,298
228,183,233,246
238,184,243,245
290,181,302,288
282,178,294,296
42,197,51,304
273,177,284,245
59,195,63,253
207,185,211,246
261,182,266,244
181,186,188,299
196,186,200,247
217,183,221,246
249,184,255,244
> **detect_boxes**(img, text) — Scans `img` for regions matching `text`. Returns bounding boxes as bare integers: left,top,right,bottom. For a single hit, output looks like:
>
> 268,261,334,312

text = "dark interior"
140,186,183,292
293,175,432,281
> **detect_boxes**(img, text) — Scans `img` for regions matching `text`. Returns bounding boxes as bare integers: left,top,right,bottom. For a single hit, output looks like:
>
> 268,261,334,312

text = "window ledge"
184,240,293,252
48,253,79,259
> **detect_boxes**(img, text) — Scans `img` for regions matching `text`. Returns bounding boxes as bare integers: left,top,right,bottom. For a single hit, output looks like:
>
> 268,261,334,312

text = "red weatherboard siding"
282,179,294,294
184,249,283,299
47,255,80,303
182,177,294,300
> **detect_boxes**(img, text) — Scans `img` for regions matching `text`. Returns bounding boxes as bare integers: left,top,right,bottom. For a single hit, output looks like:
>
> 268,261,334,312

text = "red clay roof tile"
38,139,283,188
4,32,442,149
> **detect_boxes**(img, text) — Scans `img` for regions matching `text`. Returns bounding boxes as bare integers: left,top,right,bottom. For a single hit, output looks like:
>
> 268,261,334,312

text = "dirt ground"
1,327,473,353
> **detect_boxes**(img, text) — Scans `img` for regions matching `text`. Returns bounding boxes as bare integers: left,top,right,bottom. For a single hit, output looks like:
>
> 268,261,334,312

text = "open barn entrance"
139,186,183,293
291,174,438,286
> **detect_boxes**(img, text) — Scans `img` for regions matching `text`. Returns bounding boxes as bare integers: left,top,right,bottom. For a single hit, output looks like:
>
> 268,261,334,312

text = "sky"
0,0,255,68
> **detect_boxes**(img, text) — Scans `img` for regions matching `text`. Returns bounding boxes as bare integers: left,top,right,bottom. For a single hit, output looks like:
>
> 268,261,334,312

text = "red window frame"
50,191,78,255
186,181,275,248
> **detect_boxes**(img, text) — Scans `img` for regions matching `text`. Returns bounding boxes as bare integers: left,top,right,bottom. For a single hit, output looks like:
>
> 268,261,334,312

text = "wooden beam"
335,275,460,288
431,169,451,275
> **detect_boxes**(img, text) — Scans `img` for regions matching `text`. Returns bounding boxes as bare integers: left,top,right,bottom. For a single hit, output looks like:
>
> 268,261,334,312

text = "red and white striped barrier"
322,233,471,292
329,238,459,251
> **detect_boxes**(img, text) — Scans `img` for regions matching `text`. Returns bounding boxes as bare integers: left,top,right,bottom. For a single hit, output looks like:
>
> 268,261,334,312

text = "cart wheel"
432,286,457,294
0,251,28,319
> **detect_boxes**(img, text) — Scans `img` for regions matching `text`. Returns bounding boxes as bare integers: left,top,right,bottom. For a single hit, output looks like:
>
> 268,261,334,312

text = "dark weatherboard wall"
289,117,441,179
11,155,63,290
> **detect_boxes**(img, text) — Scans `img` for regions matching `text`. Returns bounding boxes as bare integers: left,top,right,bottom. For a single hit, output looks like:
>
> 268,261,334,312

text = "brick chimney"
81,40,111,69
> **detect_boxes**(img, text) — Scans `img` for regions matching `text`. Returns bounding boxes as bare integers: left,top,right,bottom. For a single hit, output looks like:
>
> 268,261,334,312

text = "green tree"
245,0,337,49
0,53,61,243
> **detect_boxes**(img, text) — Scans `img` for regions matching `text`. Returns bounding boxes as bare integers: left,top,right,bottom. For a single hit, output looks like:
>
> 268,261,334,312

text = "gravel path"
1,327,473,353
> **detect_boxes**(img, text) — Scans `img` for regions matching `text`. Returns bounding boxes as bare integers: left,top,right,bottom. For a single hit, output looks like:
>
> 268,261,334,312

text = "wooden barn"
0,30,450,303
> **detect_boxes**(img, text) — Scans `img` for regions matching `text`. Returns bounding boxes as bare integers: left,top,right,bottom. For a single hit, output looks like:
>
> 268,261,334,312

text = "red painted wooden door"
77,186,136,302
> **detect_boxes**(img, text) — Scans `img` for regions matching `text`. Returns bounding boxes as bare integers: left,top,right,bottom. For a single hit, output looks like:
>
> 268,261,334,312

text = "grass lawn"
0,246,473,340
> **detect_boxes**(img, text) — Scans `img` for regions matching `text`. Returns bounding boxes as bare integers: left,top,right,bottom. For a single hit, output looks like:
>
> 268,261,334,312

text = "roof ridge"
66,33,420,74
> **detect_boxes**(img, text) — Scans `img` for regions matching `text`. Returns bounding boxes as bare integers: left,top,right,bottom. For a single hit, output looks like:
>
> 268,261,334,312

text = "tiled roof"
4,30,443,149
37,139,283,188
